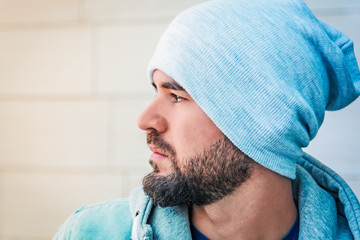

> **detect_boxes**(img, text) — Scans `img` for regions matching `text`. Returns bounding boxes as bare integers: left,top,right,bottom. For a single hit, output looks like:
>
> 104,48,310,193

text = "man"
55,0,360,239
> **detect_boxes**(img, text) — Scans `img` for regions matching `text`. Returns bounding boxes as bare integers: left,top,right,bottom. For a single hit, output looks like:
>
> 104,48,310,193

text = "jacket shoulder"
54,199,133,240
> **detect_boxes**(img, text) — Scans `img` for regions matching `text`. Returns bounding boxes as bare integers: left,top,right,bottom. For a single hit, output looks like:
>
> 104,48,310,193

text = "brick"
112,99,152,168
121,168,152,197
0,101,108,167
80,0,146,20
1,171,123,239
1,236,47,240
303,0,360,10
144,0,213,18
96,24,168,93
0,0,78,24
80,0,207,20
0,27,92,94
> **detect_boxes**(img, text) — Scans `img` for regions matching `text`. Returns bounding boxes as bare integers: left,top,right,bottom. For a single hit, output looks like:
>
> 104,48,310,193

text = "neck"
191,165,297,240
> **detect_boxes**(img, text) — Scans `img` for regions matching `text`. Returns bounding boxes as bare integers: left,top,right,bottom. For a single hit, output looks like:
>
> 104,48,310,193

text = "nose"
137,98,167,133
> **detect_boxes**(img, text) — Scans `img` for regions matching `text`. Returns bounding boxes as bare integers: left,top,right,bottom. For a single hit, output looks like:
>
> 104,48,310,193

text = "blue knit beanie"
147,0,360,179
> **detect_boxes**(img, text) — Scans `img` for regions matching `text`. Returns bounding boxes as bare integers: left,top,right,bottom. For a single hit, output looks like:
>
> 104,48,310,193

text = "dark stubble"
142,130,256,207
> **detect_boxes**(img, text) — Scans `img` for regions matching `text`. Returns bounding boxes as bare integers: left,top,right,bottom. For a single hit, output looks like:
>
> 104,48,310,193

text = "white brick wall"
2,171,123,239
96,24,168,93
0,101,109,167
0,27,93,94
0,0,359,239
0,0,78,24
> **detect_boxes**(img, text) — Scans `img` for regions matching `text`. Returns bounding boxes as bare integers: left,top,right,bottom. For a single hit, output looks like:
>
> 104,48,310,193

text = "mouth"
149,145,168,161
148,144,175,175
151,152,168,161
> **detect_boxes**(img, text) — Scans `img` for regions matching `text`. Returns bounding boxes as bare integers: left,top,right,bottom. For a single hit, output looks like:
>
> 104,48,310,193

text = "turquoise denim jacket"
54,153,360,239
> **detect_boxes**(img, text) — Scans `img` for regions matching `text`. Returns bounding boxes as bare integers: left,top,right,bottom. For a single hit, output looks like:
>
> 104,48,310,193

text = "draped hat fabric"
147,0,360,179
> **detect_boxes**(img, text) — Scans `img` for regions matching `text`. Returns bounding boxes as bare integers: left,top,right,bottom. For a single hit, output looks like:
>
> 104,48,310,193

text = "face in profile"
137,70,255,207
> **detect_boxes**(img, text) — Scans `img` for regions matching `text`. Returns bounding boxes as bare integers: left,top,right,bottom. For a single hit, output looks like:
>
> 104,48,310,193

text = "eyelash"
169,93,186,103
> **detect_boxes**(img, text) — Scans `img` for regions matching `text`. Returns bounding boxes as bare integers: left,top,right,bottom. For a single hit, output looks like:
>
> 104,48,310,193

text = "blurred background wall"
0,0,359,239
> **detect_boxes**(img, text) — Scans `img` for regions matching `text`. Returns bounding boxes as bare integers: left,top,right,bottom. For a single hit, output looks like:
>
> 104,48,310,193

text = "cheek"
171,111,224,160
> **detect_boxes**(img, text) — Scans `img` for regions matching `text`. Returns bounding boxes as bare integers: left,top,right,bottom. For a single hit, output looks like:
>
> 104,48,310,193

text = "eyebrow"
152,80,185,91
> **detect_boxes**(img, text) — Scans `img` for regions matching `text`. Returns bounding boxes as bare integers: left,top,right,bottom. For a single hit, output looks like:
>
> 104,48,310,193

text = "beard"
142,130,256,207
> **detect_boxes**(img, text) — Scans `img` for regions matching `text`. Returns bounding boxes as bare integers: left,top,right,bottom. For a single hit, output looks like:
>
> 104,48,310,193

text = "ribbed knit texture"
147,0,360,179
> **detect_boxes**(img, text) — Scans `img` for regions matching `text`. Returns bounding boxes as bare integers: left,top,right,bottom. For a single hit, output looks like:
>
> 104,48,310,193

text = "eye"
169,93,186,103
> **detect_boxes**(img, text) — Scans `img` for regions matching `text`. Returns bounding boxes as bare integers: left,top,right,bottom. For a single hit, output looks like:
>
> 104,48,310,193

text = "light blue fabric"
53,156,360,239
147,0,360,179
295,154,360,239
53,199,133,239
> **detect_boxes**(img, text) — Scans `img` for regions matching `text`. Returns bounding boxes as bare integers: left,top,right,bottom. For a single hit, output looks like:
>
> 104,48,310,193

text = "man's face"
137,69,224,174
137,70,255,207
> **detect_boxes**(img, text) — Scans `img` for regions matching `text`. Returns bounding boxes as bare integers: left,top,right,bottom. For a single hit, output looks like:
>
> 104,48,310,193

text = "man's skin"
137,69,297,240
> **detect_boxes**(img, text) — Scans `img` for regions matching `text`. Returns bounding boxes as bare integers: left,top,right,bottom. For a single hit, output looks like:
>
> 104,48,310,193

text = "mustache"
147,129,176,157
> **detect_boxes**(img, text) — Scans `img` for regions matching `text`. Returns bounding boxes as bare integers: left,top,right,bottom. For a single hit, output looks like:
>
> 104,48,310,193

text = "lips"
149,145,168,161
151,152,168,161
